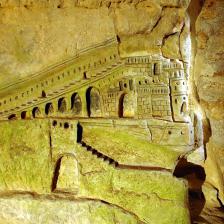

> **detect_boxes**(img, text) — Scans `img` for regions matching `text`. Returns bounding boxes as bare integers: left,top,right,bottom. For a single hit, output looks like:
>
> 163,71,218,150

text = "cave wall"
194,0,224,222
0,0,223,223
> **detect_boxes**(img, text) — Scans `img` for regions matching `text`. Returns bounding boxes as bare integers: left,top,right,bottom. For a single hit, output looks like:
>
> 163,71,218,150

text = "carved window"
83,72,87,79
119,81,123,91
86,87,102,117
21,111,27,119
64,122,69,129
42,91,46,98
58,98,67,113
32,107,41,118
45,103,54,115
8,114,16,120
71,93,82,115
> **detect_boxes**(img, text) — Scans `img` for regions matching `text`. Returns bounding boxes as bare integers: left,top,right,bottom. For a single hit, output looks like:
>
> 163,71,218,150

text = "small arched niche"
8,114,17,120
32,107,41,118
71,93,82,115
86,87,102,117
21,111,27,119
52,155,79,194
58,97,67,113
45,103,54,115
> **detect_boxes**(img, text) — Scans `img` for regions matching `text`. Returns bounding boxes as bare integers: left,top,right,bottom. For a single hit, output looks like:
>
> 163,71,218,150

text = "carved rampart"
0,39,190,126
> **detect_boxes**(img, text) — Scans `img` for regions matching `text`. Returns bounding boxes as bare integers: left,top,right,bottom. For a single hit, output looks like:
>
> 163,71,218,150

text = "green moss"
83,127,180,169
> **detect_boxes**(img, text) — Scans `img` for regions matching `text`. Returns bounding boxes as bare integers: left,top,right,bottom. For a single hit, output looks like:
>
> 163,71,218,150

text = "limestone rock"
0,196,140,224
193,0,224,222
161,32,181,59
113,2,162,36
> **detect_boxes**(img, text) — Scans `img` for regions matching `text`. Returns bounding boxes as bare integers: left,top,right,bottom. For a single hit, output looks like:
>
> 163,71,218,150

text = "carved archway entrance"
45,103,54,115
32,107,41,118
71,93,82,116
118,92,136,118
58,98,67,113
86,87,102,117
52,155,79,194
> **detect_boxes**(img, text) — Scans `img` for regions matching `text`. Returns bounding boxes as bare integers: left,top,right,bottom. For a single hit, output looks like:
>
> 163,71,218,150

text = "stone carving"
0,39,198,224
53,155,79,194
0,39,190,125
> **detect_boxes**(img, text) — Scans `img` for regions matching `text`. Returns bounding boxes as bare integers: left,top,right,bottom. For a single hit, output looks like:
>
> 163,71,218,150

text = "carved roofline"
0,37,118,95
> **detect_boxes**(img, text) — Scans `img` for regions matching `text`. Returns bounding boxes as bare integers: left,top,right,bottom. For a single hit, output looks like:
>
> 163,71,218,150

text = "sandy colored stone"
0,196,140,224
193,0,224,222
0,7,115,87
161,32,181,59
113,3,161,36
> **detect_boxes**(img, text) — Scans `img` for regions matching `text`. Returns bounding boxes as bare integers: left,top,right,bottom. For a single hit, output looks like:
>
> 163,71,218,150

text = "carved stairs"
79,141,119,168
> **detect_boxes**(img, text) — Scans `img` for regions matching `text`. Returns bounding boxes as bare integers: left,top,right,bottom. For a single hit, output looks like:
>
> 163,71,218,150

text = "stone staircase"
79,141,118,167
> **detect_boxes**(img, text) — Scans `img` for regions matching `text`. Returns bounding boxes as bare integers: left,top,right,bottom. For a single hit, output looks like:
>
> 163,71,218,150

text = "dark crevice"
116,35,121,44
149,7,164,34
77,122,83,143
51,157,62,192
173,158,206,222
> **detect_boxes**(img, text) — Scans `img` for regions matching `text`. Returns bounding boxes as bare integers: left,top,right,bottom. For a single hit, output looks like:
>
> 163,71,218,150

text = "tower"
170,61,189,122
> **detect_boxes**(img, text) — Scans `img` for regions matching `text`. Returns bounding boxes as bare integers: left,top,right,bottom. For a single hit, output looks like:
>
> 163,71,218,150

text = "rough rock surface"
0,0,223,223
194,0,224,223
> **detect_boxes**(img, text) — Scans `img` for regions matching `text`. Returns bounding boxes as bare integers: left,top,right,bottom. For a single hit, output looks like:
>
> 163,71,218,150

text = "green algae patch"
0,196,140,224
0,120,53,193
79,168,190,224
82,126,181,169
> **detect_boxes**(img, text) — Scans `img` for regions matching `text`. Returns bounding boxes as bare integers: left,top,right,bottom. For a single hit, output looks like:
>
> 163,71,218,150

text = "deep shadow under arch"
173,158,206,222
86,87,92,117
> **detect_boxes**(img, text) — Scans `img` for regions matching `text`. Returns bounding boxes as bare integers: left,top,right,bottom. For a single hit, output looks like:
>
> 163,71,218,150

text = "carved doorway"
71,93,82,116
86,87,102,117
52,155,79,194
32,107,41,118
118,93,125,117
58,98,67,113
118,92,136,118
181,101,187,114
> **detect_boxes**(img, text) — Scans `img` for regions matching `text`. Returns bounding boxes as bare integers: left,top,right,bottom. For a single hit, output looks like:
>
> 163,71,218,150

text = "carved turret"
169,60,189,122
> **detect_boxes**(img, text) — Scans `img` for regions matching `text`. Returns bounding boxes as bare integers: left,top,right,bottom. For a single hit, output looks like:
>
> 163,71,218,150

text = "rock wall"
0,0,223,223
194,0,224,223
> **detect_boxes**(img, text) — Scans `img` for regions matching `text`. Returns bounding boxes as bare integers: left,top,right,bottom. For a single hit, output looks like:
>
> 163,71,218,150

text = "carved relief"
86,87,102,117
53,155,79,194
0,39,195,147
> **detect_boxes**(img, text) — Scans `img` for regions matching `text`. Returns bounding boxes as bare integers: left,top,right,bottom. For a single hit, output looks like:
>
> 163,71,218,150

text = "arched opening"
52,155,79,193
8,114,17,120
77,122,83,143
21,111,27,119
118,94,125,118
64,122,69,129
181,101,187,114
118,92,136,118
42,90,46,98
58,97,67,113
45,103,54,115
86,87,102,117
71,93,82,115
83,72,87,79
32,107,41,118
